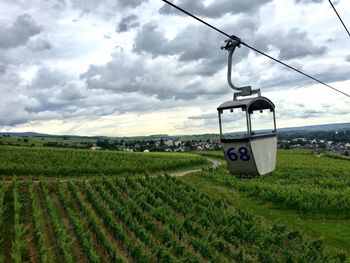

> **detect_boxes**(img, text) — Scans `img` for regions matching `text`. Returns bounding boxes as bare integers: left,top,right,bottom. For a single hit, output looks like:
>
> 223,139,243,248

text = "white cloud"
0,0,349,136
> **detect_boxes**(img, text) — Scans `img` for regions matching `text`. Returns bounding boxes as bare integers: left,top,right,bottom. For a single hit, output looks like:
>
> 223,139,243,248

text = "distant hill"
1,122,349,139
0,132,51,137
277,122,350,133
0,131,104,139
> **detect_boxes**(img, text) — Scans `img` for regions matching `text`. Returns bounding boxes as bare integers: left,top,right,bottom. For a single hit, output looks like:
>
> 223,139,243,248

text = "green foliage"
11,181,28,263
56,182,100,263
194,150,225,160
0,146,207,176
0,149,348,262
28,183,49,263
67,182,126,263
0,184,6,263
40,181,74,263
0,175,347,262
200,150,350,216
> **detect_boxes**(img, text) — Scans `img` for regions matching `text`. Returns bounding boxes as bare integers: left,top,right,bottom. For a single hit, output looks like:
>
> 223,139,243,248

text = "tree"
96,139,112,149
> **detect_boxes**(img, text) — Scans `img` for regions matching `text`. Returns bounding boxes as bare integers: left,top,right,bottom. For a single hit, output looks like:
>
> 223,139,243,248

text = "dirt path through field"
169,158,221,177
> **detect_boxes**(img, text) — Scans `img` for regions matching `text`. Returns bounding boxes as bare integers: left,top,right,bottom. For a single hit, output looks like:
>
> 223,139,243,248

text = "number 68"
227,147,250,161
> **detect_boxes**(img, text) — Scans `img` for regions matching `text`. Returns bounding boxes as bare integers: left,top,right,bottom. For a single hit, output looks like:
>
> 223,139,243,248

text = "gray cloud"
319,65,350,83
0,62,208,126
116,14,140,33
252,28,327,60
133,21,325,82
0,14,41,49
180,110,221,132
133,23,170,56
84,16,330,104
0,71,29,126
188,113,217,120
27,39,52,51
71,0,148,16
275,29,327,60
133,19,257,76
0,66,122,126
81,48,229,101
0,0,348,133
26,69,84,114
31,67,68,91
277,100,349,121
295,0,323,3
0,64,6,74
159,0,272,18
256,63,350,90
81,50,147,91
117,0,147,8
293,109,323,118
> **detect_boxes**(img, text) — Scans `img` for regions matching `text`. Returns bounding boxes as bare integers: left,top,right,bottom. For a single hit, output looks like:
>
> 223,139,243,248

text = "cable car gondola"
218,37,277,177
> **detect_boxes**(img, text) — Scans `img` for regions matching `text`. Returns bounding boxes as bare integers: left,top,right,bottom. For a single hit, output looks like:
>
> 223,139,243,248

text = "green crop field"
193,150,350,215
0,177,347,263
0,136,96,148
182,150,350,256
0,146,349,262
0,146,208,177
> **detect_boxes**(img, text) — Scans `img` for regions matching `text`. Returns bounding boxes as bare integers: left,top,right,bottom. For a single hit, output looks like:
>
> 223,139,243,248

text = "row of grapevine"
0,176,347,262
119,176,233,261
96,179,191,262
128,175,242,261
93,181,175,261
134,177,242,261
0,183,6,263
199,157,350,215
11,181,28,263
102,178,201,261
55,182,100,263
123,176,346,262
81,181,153,263
28,183,49,263
67,181,126,263
39,181,74,263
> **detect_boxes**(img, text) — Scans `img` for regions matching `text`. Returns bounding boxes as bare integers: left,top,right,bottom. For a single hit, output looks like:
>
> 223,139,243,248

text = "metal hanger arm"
222,37,251,92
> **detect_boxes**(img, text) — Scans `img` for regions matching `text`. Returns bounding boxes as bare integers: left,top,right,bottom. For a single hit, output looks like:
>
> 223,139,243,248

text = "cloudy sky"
0,0,349,136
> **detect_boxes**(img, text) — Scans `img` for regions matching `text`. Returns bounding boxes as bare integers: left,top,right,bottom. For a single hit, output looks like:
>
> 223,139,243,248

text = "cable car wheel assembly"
218,37,277,178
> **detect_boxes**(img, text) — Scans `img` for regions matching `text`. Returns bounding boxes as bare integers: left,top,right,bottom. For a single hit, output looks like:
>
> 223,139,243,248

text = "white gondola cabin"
217,96,277,176
218,36,277,176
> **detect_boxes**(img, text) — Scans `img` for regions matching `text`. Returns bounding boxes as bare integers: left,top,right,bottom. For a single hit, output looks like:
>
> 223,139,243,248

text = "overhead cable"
161,0,350,98
328,0,350,38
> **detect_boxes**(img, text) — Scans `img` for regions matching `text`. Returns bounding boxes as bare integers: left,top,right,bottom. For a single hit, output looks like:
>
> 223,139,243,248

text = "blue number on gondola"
227,147,250,161
227,147,238,161
238,147,250,161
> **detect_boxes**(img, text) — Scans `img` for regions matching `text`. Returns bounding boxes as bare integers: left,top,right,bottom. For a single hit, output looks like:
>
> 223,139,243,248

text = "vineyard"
184,150,350,255
0,176,346,263
0,146,349,262
0,146,208,177
195,150,350,215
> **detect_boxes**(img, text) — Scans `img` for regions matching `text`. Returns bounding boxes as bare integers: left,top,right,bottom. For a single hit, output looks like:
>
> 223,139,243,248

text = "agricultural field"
0,177,347,263
0,146,349,262
192,150,350,215
0,146,208,177
183,150,350,255
193,151,226,160
0,136,96,148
